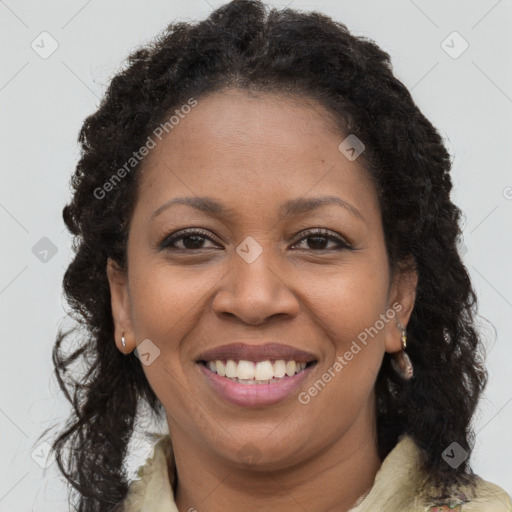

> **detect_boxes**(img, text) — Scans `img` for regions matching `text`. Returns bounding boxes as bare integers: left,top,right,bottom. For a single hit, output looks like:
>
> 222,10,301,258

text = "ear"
106,257,135,353
384,260,417,354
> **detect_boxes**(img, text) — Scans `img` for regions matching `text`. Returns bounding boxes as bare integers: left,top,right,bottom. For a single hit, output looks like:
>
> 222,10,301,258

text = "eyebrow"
150,195,363,221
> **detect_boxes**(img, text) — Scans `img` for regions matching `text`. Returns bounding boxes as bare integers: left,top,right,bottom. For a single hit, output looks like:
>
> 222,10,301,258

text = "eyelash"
158,228,352,252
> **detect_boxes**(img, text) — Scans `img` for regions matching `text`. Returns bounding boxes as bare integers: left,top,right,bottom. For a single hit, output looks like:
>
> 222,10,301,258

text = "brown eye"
159,229,220,251
292,229,352,251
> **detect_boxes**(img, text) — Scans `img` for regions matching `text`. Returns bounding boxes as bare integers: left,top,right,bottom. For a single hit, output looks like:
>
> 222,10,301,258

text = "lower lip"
198,363,315,407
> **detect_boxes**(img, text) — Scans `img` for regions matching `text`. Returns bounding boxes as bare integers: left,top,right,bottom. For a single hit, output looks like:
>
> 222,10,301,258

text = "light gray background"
1,0,511,509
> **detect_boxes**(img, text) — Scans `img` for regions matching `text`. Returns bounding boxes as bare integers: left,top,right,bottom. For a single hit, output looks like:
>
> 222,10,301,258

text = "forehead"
133,88,378,223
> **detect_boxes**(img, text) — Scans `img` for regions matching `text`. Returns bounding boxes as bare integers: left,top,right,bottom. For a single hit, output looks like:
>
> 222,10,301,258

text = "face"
107,88,416,469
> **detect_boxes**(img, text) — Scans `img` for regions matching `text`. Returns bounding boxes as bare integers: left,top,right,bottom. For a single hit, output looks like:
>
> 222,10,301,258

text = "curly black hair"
50,1,487,510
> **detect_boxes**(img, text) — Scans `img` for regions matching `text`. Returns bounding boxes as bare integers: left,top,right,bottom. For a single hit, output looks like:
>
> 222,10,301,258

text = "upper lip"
195,342,317,363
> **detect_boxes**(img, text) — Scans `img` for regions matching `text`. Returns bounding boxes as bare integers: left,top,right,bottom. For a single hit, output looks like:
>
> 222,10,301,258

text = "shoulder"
122,434,178,512
414,445,511,511
427,477,511,512
350,435,511,512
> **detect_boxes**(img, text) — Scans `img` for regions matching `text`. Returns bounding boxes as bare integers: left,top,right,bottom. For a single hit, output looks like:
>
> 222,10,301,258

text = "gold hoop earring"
400,328,407,350
392,323,413,380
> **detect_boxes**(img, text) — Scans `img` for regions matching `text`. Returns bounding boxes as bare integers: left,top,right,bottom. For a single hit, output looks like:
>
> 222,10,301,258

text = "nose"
211,248,300,326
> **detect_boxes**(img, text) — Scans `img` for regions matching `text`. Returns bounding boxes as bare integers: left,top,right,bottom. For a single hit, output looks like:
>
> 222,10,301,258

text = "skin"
107,87,417,512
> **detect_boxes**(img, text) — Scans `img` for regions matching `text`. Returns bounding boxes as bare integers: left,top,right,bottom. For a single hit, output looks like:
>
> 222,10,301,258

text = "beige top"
122,434,511,512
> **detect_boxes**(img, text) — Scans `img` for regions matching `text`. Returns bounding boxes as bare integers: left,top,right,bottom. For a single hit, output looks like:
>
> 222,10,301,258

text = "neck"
170,405,381,512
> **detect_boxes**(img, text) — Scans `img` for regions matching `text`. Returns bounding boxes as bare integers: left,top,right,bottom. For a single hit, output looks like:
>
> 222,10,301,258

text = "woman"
52,1,511,511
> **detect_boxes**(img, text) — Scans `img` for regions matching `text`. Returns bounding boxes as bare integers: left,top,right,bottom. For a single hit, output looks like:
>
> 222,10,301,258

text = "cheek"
125,261,222,408
304,259,391,343
127,261,211,341
126,264,205,417
300,256,391,391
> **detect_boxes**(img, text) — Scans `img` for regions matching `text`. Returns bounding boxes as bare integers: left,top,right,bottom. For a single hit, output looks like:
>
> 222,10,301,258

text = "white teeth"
254,361,274,380
273,360,286,378
225,360,238,378
237,360,255,380
216,360,226,377
286,360,297,376
206,359,309,382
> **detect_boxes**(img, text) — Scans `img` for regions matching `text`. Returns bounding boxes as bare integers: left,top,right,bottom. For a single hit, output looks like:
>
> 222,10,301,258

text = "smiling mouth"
198,359,318,385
